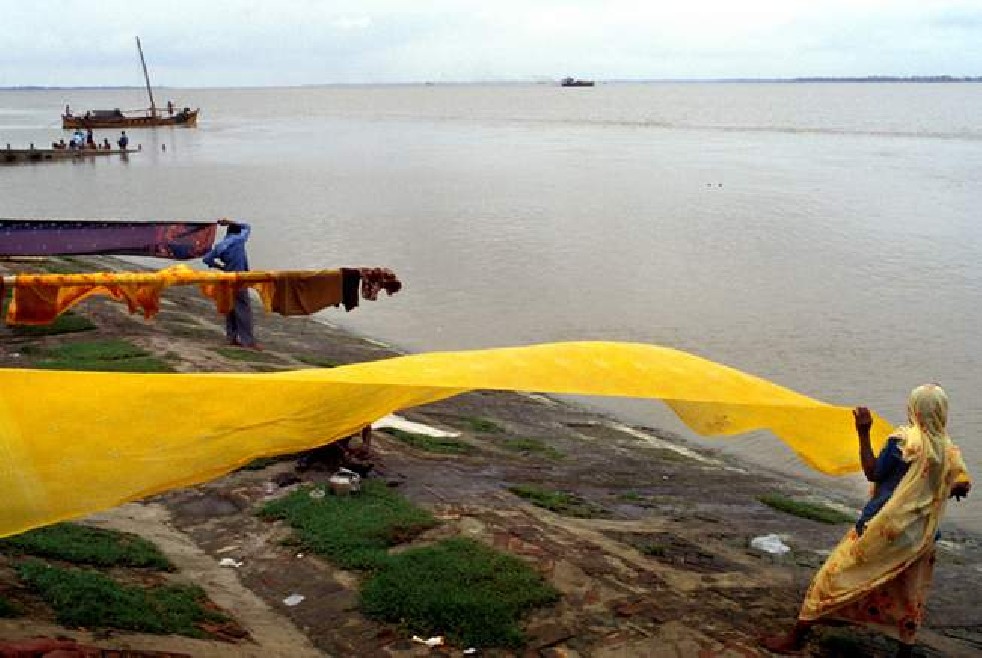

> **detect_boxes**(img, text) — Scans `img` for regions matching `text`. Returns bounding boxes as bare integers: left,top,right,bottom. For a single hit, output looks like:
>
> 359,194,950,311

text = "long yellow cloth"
0,341,893,538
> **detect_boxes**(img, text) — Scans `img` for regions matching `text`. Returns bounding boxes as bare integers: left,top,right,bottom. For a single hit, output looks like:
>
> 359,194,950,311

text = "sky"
2,0,981,87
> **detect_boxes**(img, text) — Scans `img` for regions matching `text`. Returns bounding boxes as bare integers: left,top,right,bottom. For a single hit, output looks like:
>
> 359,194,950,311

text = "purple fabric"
0,220,217,259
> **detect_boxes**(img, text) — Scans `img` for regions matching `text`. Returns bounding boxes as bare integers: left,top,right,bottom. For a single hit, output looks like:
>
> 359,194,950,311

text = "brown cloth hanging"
269,270,344,316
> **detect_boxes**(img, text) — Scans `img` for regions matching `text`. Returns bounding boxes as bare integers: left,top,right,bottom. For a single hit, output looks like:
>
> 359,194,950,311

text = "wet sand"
1,255,980,657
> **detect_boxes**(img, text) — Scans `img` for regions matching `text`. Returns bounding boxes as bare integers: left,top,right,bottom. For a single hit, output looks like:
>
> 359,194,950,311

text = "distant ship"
560,77,595,87
62,37,199,129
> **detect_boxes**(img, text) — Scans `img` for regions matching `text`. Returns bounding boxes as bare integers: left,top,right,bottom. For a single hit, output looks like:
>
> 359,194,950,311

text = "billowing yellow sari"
800,385,971,643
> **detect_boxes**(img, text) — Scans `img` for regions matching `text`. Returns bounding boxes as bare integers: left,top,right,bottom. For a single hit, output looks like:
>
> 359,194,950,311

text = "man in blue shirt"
203,219,258,348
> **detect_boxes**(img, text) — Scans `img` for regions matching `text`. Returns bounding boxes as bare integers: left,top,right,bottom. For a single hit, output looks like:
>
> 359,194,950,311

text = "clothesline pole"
0,218,219,224
0,270,345,287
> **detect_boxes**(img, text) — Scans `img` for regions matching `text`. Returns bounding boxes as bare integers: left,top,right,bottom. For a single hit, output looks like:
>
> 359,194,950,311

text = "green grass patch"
759,494,854,525
40,340,148,361
35,356,173,372
501,438,564,459
465,416,504,434
645,447,688,462
249,364,287,372
508,484,607,518
296,355,340,368
361,537,559,648
215,347,284,363
638,542,667,557
12,314,96,337
38,257,97,274
265,483,559,647
38,259,83,275
27,339,173,372
169,326,221,339
0,523,172,570
17,560,225,636
259,480,437,570
386,428,475,455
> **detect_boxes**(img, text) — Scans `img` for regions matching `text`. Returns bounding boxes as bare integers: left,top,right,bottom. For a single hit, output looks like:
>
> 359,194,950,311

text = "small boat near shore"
561,77,595,87
2,146,135,165
61,37,199,129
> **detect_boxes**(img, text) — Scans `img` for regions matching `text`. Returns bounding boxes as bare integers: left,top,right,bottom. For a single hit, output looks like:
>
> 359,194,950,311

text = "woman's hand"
855,406,876,481
853,406,873,436
951,481,972,501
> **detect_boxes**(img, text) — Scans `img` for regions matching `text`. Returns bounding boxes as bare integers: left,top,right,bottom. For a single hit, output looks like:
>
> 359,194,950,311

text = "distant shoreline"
3,76,981,90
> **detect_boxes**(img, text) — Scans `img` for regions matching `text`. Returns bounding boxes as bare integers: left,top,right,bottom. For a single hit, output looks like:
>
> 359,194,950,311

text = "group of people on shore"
52,129,129,151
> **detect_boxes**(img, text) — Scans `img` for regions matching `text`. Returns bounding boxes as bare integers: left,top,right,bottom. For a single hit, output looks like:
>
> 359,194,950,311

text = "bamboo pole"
1,270,340,286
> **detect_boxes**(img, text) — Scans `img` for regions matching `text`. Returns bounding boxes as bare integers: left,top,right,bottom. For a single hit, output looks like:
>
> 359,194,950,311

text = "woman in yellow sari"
764,384,972,657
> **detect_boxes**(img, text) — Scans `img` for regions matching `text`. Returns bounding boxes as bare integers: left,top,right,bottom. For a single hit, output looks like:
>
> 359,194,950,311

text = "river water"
2,83,981,527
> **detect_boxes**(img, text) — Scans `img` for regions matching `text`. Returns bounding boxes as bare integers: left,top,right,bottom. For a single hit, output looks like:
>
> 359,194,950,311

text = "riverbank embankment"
0,255,979,658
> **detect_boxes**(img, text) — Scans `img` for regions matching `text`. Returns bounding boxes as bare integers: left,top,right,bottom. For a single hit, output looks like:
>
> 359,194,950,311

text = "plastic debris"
283,594,305,606
411,635,445,647
750,534,791,555
308,488,326,500
463,649,477,655
296,553,304,559
218,558,243,568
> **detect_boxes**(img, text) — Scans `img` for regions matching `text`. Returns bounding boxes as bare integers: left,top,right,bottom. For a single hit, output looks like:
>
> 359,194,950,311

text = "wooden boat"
2,146,135,165
61,37,199,129
560,77,595,87
63,108,198,129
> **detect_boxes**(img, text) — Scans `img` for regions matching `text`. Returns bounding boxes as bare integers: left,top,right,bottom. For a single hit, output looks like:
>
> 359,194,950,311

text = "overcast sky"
2,0,981,87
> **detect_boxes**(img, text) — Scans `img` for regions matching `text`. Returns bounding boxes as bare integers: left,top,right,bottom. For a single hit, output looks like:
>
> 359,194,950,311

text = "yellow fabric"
800,385,971,641
0,341,897,538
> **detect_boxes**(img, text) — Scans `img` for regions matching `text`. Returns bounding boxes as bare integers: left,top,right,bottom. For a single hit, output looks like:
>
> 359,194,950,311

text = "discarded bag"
750,534,791,555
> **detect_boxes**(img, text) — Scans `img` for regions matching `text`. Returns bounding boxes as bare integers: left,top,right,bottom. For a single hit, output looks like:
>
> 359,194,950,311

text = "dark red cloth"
358,267,402,301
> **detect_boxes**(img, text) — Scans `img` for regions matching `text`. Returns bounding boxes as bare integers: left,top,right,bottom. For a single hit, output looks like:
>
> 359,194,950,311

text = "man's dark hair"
227,224,243,235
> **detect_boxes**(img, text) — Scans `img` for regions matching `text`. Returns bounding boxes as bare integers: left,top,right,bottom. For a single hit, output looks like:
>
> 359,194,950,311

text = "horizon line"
3,75,982,90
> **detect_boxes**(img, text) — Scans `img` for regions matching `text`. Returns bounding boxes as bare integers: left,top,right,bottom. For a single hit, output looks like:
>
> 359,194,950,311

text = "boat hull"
62,109,199,129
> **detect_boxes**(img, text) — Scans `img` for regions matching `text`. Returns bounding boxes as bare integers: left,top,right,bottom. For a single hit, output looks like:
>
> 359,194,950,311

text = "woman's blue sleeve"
872,438,904,482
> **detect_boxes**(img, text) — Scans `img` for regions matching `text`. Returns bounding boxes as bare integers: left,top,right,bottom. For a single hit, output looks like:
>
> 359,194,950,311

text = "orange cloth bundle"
5,266,390,325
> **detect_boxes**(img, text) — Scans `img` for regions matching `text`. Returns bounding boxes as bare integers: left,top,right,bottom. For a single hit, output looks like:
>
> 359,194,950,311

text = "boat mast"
135,36,157,117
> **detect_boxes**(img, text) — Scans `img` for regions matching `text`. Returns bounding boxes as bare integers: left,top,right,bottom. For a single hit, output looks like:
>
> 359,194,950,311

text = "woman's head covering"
907,384,948,437
900,383,949,463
